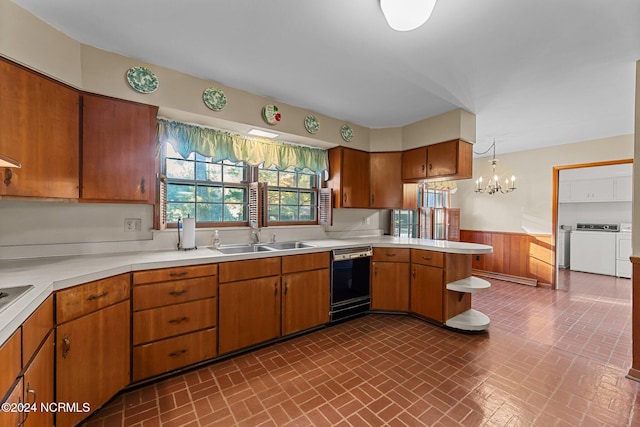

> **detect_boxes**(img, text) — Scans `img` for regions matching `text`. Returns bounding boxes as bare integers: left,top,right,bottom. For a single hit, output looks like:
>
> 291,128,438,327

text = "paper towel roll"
181,217,196,249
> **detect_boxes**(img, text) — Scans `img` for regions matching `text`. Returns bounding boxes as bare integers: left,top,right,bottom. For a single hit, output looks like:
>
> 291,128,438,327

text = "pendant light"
380,0,437,32
474,140,516,195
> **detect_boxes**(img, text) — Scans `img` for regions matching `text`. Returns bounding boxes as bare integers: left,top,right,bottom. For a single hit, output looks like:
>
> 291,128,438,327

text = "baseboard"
472,269,538,287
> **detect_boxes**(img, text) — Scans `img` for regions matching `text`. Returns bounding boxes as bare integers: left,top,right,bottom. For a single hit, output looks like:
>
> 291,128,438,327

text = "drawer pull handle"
62,335,71,359
168,316,189,324
412,269,416,279
169,271,188,277
169,349,187,358
87,291,109,301
169,289,187,296
385,253,396,257
274,282,278,296
26,382,36,405
4,168,13,185
422,256,432,260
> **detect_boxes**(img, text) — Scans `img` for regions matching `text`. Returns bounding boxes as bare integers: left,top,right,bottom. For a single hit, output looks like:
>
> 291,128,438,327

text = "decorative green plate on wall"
203,87,227,111
341,124,354,142
126,66,158,94
304,115,320,134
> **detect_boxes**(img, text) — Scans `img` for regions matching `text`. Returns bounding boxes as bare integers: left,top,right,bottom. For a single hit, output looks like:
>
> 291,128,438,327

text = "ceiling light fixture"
248,129,279,139
474,139,516,195
380,0,437,32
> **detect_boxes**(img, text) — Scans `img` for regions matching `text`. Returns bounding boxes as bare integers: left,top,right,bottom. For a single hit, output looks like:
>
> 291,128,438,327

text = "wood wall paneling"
460,230,554,287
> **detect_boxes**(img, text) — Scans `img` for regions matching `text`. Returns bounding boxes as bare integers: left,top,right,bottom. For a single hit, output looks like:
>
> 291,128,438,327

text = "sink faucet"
270,232,277,243
251,228,261,244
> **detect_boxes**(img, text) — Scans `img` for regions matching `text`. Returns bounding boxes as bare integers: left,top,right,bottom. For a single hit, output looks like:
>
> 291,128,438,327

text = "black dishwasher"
330,246,372,322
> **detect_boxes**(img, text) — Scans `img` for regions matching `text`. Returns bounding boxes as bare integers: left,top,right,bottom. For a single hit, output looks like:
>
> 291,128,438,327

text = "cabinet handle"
168,316,189,324
87,291,108,301
3,168,12,186
275,282,278,296
62,335,71,359
371,194,375,204
168,289,187,296
374,266,377,276
140,177,146,194
412,268,416,279
385,253,396,257
429,163,433,170
421,164,425,172
422,256,432,260
343,193,348,203
169,271,188,277
284,282,288,295
26,382,36,405
168,349,187,358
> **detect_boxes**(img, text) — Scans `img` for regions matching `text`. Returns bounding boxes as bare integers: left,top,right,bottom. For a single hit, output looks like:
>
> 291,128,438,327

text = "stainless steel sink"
213,244,279,254
263,241,315,250
0,285,34,314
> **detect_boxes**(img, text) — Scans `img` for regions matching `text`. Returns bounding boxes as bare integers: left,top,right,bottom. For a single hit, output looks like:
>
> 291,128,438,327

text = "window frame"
161,142,323,228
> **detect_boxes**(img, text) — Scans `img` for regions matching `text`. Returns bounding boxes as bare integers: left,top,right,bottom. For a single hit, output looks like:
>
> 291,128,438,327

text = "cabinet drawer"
219,257,281,283
0,329,21,398
282,252,330,274
133,298,216,345
133,264,217,285
133,276,217,311
411,249,444,268
373,247,410,262
22,295,53,365
56,274,130,323
133,328,217,381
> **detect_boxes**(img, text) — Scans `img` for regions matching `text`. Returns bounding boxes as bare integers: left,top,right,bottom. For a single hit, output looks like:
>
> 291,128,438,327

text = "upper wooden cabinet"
81,94,158,203
426,139,473,181
0,59,80,199
401,146,427,181
402,140,473,183
327,146,370,208
370,152,403,209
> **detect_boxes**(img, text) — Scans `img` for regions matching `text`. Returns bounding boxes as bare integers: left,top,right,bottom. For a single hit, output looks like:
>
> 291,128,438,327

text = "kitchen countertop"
0,237,492,346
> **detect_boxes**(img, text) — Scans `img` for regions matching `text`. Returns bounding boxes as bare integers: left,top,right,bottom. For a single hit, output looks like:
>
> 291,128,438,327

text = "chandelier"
474,140,516,195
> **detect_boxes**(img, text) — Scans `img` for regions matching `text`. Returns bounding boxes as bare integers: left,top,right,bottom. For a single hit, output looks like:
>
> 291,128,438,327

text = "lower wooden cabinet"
410,263,444,322
282,269,329,336
23,333,54,427
218,276,281,355
56,300,130,427
371,262,410,311
133,328,216,381
0,378,23,427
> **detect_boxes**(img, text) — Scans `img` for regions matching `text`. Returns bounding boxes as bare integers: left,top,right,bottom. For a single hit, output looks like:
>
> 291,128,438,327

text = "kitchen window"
164,143,249,226
258,165,318,224
162,142,324,227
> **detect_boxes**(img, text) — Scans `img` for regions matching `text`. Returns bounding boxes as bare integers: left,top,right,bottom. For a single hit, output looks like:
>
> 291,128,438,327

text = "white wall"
454,134,633,234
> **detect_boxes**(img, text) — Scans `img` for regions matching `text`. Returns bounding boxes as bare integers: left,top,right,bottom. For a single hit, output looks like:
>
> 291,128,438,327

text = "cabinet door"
0,378,22,427
410,264,443,322
371,262,409,311
56,301,130,427
81,94,158,203
445,208,461,242
401,147,427,181
614,176,632,201
427,140,472,180
0,59,79,198
282,269,329,336
23,334,54,427
370,152,402,208
218,276,281,354
341,148,370,208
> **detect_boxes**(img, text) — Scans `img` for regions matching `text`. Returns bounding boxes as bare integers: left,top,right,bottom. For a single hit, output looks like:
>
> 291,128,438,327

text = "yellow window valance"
157,118,329,173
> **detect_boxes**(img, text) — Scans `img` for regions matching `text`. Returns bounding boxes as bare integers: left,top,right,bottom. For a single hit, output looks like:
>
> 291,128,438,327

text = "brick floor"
81,270,640,426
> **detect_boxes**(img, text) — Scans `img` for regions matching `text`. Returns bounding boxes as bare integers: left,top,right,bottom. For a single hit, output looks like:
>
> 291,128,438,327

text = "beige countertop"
0,237,492,345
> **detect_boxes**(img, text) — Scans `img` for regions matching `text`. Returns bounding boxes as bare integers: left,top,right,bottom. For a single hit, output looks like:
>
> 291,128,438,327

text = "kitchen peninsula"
0,237,491,427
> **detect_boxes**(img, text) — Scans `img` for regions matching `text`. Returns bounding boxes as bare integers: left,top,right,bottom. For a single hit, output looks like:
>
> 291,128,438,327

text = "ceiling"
12,0,640,156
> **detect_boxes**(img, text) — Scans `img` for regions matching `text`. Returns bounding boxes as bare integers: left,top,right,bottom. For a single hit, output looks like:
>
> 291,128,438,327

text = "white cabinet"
614,176,632,201
568,178,614,202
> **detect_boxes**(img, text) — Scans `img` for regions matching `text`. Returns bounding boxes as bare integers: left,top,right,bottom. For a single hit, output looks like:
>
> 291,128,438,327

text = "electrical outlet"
124,218,142,232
